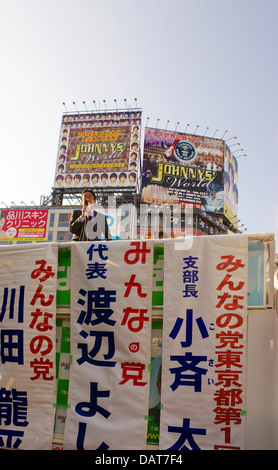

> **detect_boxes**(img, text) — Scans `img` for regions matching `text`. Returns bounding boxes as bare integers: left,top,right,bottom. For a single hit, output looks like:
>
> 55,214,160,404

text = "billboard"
54,110,142,190
0,209,48,241
224,143,239,228
141,127,225,212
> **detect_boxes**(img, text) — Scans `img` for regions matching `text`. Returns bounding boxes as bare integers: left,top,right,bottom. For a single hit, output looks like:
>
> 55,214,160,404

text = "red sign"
0,209,48,241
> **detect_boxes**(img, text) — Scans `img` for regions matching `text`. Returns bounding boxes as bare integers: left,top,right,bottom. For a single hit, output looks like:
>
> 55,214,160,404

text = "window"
49,213,55,227
57,231,67,241
58,213,69,227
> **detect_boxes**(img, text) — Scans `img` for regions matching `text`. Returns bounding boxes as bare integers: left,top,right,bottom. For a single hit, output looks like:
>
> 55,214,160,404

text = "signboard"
0,243,57,449
141,127,225,212
224,144,239,227
54,110,142,190
159,235,248,450
0,209,48,241
64,240,153,450
0,236,273,449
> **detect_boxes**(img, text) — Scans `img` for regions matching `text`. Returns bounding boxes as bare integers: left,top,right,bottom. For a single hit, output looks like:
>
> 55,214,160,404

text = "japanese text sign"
64,240,153,450
160,235,248,450
0,209,48,241
0,243,57,449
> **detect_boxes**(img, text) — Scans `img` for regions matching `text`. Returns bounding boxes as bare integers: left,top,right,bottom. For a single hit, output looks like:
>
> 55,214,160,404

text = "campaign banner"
141,127,224,212
64,240,153,450
159,235,248,450
54,110,142,190
0,243,57,449
0,209,48,241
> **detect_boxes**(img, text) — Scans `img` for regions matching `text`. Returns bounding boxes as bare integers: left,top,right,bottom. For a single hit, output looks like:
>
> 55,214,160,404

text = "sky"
0,0,277,241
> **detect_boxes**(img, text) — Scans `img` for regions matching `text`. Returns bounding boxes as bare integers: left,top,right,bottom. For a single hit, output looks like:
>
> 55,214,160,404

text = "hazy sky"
0,0,277,240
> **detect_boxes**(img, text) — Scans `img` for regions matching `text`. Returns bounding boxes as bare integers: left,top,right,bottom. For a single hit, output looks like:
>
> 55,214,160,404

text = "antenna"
235,154,247,159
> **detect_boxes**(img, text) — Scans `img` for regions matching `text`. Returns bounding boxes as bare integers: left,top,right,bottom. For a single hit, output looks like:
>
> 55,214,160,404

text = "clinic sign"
0,209,48,241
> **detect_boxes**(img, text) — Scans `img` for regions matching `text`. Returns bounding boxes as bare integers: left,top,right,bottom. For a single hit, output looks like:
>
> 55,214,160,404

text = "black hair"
81,188,97,199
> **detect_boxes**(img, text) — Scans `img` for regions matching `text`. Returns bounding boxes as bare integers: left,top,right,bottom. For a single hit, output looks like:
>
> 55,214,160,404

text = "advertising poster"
159,235,248,450
64,240,153,450
141,127,225,212
0,209,48,241
0,243,57,449
224,144,239,227
54,110,142,190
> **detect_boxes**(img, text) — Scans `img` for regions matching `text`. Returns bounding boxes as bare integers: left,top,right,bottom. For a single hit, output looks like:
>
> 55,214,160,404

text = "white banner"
0,243,58,450
64,240,153,450
160,235,249,450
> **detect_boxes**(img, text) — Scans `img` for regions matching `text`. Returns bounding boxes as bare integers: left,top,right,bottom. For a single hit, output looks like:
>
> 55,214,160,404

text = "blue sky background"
0,0,277,240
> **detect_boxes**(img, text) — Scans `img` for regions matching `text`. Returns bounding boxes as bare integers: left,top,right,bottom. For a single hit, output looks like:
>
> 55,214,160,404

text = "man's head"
81,188,97,206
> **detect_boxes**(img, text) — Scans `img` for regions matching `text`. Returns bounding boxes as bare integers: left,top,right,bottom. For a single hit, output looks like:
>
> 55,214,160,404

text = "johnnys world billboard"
141,127,225,213
54,110,142,190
